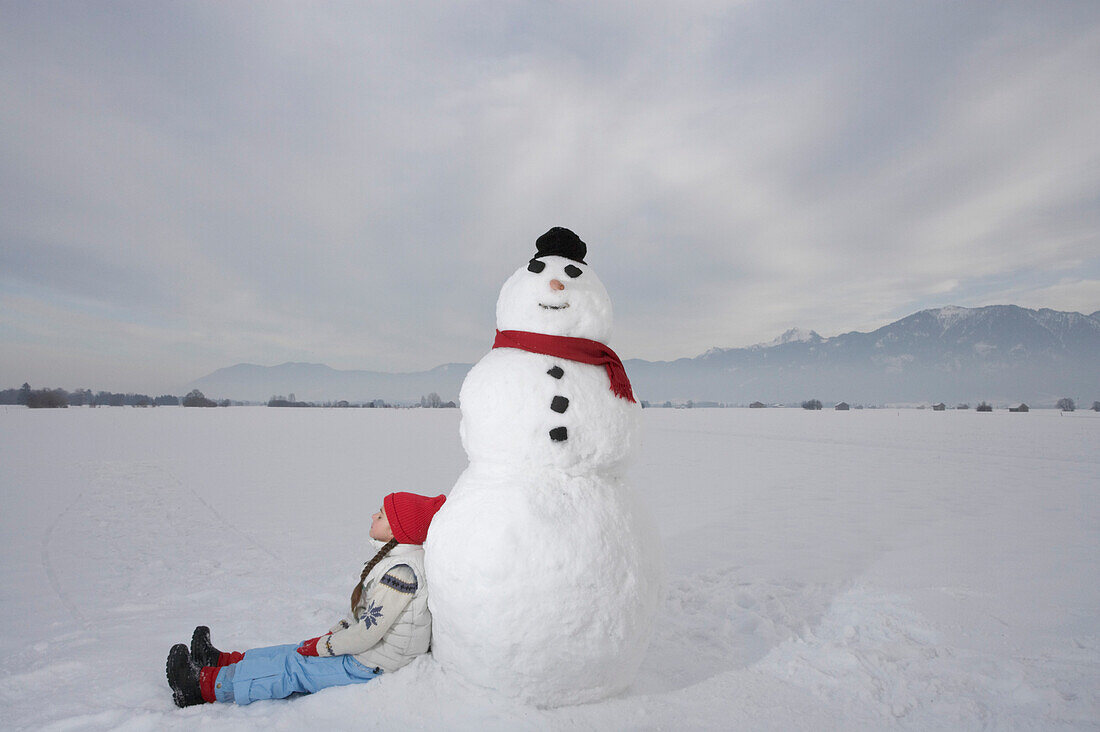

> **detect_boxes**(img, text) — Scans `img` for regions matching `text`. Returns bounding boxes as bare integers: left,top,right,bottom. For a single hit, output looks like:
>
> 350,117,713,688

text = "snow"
759,327,824,348
933,306,975,330
1,405,1098,729
872,353,916,372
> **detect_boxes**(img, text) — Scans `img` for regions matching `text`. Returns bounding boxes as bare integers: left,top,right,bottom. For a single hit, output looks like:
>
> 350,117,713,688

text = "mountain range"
187,305,1100,407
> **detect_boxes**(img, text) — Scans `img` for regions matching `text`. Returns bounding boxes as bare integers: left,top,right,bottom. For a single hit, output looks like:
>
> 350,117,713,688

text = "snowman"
424,227,662,707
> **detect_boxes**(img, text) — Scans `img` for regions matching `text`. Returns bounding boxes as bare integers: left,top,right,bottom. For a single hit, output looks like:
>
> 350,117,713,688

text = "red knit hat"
384,492,447,545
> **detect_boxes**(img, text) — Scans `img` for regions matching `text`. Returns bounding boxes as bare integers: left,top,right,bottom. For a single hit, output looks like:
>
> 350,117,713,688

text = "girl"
166,491,446,707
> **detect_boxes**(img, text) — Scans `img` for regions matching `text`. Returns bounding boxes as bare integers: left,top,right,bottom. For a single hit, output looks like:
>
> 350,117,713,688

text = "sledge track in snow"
39,461,286,626
184,480,282,563
40,490,90,627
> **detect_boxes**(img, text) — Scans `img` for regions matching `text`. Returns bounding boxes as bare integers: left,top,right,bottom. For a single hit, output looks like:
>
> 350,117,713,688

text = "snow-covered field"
1,406,1097,730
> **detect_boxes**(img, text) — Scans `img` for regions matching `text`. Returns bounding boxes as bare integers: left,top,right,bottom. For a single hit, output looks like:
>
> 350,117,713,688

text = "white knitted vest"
352,542,432,673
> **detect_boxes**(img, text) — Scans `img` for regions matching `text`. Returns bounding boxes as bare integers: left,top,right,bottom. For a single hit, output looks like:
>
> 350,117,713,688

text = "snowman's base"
425,466,663,707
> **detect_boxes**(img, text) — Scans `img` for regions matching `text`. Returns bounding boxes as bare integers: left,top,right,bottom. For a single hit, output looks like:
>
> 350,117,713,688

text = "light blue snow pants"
213,643,382,705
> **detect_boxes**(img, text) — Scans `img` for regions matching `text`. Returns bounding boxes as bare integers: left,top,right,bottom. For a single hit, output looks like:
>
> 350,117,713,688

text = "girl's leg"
217,644,381,705
236,643,300,661
191,626,242,667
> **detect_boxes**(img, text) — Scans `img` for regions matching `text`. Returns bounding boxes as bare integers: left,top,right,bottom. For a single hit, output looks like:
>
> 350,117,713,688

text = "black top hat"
533,227,586,264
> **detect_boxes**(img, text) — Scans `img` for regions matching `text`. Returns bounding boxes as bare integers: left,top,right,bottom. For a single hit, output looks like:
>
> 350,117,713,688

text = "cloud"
2,1,1098,389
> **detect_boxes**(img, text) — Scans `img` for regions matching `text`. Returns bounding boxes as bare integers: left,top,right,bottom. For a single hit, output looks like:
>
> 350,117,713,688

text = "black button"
549,426,568,441
551,396,569,413
547,366,564,379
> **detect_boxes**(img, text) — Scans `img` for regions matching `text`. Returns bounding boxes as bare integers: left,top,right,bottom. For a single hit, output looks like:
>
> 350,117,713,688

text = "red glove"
296,634,330,657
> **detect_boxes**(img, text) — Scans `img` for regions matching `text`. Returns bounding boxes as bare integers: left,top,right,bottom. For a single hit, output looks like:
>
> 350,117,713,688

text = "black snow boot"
166,643,205,708
190,626,223,668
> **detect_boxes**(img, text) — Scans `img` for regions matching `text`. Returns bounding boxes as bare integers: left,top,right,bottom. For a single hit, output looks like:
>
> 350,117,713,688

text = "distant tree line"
183,389,220,407
264,392,455,408
6,382,1096,411
419,392,457,408
0,384,425,409
0,383,181,408
267,396,311,407
639,396,1100,411
25,388,70,408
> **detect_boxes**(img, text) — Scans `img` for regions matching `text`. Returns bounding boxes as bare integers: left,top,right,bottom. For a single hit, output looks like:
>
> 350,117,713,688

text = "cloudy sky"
2,1,1099,393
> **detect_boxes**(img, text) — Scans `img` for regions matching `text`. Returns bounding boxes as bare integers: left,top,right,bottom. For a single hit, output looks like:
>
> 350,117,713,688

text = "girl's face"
369,505,394,542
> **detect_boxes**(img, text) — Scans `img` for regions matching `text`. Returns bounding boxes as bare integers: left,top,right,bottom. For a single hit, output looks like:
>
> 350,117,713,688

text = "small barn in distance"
932,403,946,411
749,401,766,408
835,402,850,410
1009,404,1029,412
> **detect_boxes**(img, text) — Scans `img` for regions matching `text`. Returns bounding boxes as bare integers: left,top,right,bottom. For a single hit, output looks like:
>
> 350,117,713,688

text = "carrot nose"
550,279,565,291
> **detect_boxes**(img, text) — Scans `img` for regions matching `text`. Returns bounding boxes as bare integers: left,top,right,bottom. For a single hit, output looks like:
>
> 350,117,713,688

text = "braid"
350,538,399,613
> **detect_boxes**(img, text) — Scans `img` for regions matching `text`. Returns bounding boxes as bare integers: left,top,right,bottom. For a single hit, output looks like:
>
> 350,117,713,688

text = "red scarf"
492,329,636,403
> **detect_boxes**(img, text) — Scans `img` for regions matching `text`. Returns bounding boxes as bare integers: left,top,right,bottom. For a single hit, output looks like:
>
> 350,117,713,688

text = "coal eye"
564,264,583,278
528,259,546,274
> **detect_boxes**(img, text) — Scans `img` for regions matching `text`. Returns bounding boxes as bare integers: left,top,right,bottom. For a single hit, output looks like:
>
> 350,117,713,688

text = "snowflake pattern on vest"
358,600,383,628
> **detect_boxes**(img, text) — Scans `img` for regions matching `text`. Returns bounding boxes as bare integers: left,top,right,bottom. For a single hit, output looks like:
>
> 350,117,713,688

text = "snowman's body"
425,232,661,706
458,347,638,475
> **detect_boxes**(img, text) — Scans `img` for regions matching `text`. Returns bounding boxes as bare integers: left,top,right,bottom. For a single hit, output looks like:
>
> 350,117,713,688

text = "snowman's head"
495,229,613,342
